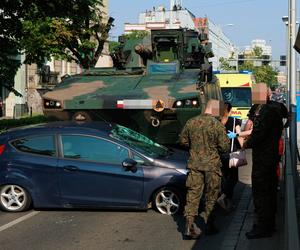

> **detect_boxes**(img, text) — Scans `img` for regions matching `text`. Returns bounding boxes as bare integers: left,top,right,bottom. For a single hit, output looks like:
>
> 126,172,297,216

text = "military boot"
184,216,202,239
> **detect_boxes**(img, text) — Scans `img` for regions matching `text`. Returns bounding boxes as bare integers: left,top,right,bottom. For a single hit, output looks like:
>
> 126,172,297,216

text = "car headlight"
192,100,198,106
176,168,189,175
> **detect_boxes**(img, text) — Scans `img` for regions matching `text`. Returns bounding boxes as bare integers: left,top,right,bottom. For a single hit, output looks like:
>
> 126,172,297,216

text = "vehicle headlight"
176,100,182,107
173,98,199,108
176,169,189,175
43,99,62,109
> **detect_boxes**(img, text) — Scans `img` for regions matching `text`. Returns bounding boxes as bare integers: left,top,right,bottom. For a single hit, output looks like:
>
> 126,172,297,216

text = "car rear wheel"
152,187,183,215
0,185,31,212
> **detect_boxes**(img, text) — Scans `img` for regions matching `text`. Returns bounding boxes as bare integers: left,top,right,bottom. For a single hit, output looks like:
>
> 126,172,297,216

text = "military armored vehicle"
43,29,222,144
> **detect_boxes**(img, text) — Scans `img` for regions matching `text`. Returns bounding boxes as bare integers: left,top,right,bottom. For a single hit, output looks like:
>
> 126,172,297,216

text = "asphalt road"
0,155,253,250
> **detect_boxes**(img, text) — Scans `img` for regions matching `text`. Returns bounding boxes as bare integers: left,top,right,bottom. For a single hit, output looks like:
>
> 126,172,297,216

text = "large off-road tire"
71,111,93,122
152,187,184,215
0,185,32,212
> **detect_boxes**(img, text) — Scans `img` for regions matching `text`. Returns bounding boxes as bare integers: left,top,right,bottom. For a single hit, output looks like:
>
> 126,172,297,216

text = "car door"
9,135,60,206
57,134,144,207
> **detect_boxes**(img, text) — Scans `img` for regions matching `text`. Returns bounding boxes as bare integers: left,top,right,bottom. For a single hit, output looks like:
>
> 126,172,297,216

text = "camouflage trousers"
184,169,221,223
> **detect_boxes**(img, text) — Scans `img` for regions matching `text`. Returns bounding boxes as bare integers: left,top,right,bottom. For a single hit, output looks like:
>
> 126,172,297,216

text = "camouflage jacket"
179,114,230,171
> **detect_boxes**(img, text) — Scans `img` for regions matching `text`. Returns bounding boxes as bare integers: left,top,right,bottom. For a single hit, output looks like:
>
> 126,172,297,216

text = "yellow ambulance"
215,71,255,120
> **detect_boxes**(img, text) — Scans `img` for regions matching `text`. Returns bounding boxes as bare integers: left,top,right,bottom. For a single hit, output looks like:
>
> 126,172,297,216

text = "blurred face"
252,83,268,104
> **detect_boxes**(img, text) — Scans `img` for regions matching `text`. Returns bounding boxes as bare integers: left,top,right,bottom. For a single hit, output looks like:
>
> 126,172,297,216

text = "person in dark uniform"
243,83,283,239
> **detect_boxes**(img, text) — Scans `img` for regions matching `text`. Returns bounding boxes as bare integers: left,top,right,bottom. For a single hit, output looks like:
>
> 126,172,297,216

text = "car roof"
3,121,115,138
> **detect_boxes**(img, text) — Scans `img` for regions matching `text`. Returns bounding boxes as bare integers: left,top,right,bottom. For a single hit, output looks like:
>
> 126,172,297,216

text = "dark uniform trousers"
246,103,282,231
184,169,221,223
252,154,278,230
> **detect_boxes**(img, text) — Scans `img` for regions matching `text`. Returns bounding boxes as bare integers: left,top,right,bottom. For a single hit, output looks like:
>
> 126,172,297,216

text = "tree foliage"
219,57,235,71
0,0,25,96
0,0,113,95
123,30,149,40
252,46,263,57
21,0,114,69
239,61,278,87
219,54,278,87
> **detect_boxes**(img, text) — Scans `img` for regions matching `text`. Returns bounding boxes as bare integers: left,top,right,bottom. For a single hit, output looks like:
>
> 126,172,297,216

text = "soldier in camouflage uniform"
179,100,230,239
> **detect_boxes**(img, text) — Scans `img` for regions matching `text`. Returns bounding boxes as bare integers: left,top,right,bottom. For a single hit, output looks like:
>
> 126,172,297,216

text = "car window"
110,125,169,157
11,135,55,157
61,135,129,164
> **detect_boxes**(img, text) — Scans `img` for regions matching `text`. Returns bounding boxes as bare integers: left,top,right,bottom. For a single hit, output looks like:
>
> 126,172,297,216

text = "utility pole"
289,0,297,106
288,0,297,151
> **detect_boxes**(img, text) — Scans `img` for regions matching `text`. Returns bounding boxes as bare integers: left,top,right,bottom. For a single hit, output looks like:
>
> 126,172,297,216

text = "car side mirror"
122,158,138,173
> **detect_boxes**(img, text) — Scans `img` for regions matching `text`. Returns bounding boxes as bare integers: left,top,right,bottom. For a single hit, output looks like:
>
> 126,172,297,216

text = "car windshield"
110,125,169,157
221,87,252,107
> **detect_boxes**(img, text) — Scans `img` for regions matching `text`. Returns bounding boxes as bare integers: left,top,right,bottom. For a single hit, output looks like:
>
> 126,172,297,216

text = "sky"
109,0,297,59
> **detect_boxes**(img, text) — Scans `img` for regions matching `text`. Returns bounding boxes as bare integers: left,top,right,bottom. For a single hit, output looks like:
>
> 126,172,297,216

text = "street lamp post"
282,15,290,107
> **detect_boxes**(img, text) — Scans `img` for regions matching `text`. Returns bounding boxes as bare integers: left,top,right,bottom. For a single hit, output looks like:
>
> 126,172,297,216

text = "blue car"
0,122,188,215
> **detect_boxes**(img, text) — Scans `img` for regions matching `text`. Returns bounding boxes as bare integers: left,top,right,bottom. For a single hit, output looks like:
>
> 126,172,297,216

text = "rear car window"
11,135,56,157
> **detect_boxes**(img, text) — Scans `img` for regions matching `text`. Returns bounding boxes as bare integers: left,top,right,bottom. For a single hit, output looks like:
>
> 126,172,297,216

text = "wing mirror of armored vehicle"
122,158,138,173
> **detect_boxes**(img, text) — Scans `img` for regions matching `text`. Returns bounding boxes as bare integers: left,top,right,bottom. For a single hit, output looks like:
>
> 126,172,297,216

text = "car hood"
153,148,188,170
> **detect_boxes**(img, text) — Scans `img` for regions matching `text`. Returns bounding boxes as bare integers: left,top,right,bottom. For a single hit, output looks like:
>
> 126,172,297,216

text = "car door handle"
63,165,79,171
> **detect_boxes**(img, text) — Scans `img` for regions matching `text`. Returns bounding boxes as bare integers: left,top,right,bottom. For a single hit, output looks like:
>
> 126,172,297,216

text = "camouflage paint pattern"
43,29,222,144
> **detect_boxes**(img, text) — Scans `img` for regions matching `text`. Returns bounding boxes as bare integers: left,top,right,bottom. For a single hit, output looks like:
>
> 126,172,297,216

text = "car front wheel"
0,185,31,212
152,187,183,215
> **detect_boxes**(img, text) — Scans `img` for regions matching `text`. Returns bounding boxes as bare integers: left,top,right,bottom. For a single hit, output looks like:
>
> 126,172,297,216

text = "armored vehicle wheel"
72,111,93,122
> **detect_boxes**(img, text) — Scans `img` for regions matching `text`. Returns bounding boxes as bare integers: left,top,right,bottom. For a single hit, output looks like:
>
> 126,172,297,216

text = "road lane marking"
0,211,40,232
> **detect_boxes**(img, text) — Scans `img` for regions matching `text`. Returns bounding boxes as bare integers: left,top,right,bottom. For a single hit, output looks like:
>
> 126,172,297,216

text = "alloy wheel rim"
155,190,180,215
0,185,26,211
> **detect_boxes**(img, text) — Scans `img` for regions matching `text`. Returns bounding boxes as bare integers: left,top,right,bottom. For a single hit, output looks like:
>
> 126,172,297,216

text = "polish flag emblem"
117,100,124,108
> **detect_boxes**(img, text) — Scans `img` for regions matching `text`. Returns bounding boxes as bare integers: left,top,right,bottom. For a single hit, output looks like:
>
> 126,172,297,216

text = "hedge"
0,115,54,131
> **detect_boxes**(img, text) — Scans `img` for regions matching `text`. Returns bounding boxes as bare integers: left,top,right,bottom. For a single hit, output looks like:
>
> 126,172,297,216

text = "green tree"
0,0,25,95
0,0,113,95
219,51,278,87
239,61,278,87
109,41,120,53
252,46,263,57
21,0,114,69
219,57,235,71
123,30,149,40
